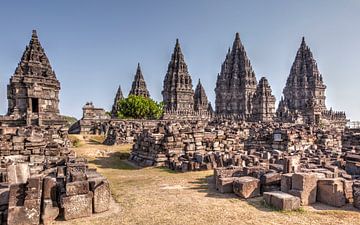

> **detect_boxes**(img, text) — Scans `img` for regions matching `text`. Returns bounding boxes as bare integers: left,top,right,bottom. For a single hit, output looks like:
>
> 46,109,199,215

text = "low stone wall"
0,126,111,224
129,120,345,171
103,120,161,145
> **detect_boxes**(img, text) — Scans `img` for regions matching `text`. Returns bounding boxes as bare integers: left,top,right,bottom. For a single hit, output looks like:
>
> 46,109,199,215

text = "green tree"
116,95,164,119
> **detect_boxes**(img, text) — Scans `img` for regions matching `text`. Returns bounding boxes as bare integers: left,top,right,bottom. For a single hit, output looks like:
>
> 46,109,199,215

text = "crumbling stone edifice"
215,33,258,119
0,30,111,224
129,63,150,98
277,37,347,126
3,30,66,127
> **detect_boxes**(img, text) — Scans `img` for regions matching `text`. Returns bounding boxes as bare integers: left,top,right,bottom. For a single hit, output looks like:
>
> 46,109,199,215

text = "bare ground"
55,135,360,225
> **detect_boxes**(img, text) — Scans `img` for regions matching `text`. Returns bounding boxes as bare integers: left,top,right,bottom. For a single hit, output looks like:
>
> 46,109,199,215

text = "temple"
194,79,210,113
215,33,258,119
162,39,195,119
251,77,276,122
277,37,347,126
1,30,66,127
129,63,150,98
111,85,124,118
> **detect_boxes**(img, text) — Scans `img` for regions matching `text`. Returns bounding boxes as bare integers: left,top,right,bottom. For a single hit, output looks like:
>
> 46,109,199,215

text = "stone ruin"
162,39,213,120
1,30,67,128
69,102,110,135
0,30,111,224
129,119,360,211
0,126,111,224
129,63,150,98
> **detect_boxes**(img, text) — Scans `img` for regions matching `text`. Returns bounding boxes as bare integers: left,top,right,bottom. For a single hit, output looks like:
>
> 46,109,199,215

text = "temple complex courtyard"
59,135,360,225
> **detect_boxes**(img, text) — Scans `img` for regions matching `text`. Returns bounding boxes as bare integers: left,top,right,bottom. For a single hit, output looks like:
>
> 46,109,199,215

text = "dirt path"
55,137,360,225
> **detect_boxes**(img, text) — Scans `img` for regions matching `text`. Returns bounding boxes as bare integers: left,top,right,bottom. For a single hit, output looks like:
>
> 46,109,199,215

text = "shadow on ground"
88,152,138,170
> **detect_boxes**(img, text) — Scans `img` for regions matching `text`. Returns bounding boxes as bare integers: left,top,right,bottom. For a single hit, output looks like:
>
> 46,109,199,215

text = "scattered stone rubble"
130,120,360,210
103,120,159,145
0,126,111,224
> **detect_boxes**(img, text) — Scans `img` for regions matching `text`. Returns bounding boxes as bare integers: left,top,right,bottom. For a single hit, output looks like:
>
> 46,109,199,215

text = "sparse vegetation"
68,135,82,148
62,115,78,127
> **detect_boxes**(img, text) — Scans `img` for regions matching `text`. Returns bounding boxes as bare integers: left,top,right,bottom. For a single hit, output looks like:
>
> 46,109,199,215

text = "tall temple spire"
162,39,194,114
129,63,150,98
251,77,276,122
215,32,257,119
278,37,327,124
194,79,209,112
15,29,56,78
111,85,124,118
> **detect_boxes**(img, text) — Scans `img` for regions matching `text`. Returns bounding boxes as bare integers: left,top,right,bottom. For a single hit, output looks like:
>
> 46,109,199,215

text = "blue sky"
0,0,359,120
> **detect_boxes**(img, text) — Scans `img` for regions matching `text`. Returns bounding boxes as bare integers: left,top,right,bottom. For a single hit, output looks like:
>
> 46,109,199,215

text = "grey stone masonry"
251,77,276,122
194,79,210,113
6,30,66,127
215,33,257,119
277,37,346,126
162,39,195,115
129,63,150,98
111,85,124,118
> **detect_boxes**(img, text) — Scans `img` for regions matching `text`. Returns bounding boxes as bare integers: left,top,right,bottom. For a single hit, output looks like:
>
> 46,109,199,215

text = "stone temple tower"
194,79,209,113
111,85,124,118
251,77,276,122
162,39,194,116
7,30,65,126
277,37,327,124
129,63,150,98
215,33,258,119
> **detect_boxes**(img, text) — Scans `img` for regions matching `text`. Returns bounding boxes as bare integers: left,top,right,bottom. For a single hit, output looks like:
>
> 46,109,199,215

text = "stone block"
233,176,260,199
41,199,59,225
61,192,93,221
289,173,318,205
281,173,293,193
0,188,9,206
263,191,300,211
317,178,346,207
66,181,89,196
93,181,111,213
8,199,41,225
261,172,281,185
43,176,57,200
217,177,236,193
352,181,360,209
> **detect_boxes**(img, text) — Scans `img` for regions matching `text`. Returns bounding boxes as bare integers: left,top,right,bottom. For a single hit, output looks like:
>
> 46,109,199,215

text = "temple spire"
14,30,55,78
279,37,327,124
129,63,150,98
194,78,209,112
215,32,257,117
162,39,194,114
111,85,124,118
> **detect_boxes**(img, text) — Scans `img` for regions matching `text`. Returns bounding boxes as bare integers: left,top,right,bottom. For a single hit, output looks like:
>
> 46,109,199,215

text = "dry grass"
55,140,360,225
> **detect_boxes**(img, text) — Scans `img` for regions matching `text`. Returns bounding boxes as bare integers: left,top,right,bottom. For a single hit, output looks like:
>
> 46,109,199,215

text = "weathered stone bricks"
233,176,260,199
317,178,346,207
263,191,300,210
289,173,318,205
60,192,93,221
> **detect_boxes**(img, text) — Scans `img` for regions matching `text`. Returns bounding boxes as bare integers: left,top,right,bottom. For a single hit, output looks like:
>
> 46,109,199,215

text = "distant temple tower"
277,37,346,125
129,63,150,98
111,85,124,118
215,33,258,119
194,79,210,113
6,30,65,126
251,77,276,122
162,39,195,116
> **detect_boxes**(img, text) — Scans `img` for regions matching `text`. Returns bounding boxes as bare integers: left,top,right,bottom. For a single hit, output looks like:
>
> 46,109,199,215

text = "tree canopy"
116,95,164,119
